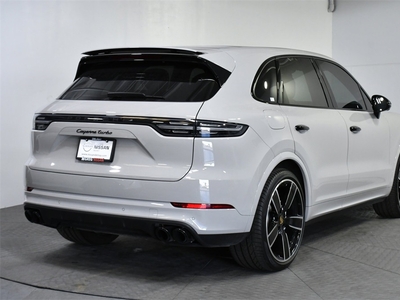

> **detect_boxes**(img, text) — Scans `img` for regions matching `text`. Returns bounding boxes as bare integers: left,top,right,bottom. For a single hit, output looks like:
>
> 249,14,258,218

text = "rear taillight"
34,114,248,138
153,119,248,137
171,202,234,209
34,115,53,130
151,120,195,136
196,120,247,137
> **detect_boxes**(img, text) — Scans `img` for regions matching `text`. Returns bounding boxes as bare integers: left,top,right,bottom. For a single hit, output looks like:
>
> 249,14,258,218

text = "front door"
315,59,391,206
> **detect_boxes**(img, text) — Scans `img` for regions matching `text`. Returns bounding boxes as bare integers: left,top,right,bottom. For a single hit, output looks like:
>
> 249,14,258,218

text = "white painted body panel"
280,106,349,206
340,110,391,199
25,46,400,240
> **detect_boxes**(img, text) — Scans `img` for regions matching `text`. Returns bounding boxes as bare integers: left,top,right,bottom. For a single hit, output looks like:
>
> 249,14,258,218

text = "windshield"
60,59,227,102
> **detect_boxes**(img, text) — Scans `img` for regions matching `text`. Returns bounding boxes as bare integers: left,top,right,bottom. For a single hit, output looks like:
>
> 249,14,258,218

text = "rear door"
277,57,349,209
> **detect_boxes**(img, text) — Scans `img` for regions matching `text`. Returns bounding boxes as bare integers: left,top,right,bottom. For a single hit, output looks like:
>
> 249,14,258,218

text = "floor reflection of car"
24,47,400,271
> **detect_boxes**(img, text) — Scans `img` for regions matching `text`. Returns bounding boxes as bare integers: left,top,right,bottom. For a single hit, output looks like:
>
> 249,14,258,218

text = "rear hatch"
30,48,232,181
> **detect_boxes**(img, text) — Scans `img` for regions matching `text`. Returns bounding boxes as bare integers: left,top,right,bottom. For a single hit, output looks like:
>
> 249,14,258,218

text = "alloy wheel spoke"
281,231,290,260
283,182,298,211
268,223,279,246
288,216,304,231
271,191,282,214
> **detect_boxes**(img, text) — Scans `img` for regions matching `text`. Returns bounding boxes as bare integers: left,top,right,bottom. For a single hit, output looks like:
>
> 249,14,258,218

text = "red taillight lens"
171,202,234,209
153,119,248,137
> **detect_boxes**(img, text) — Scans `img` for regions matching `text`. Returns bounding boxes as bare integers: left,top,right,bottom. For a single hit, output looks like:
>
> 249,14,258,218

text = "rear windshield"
60,57,229,102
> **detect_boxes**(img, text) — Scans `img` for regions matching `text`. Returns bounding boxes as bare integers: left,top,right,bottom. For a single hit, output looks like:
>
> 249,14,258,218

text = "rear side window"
253,60,278,103
60,58,228,102
278,57,328,108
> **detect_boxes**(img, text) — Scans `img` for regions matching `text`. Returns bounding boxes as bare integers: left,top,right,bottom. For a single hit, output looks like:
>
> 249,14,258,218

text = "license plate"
76,138,116,163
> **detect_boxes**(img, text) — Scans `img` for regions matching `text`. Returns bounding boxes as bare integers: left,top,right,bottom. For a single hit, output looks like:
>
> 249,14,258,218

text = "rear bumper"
24,186,252,247
24,202,248,247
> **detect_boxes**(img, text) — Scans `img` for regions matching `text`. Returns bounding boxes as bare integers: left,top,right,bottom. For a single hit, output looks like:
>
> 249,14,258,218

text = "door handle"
350,126,361,133
295,125,310,132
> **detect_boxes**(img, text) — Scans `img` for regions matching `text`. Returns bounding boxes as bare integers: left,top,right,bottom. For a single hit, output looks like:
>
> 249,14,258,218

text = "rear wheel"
373,159,400,218
57,226,119,245
230,169,305,271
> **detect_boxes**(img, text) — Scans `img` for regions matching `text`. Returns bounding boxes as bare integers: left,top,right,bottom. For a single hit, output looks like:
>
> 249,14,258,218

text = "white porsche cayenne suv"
25,47,400,271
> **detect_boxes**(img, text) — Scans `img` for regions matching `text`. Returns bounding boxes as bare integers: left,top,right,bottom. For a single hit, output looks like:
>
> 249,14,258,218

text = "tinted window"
60,59,226,102
253,60,278,103
278,58,328,108
317,60,365,110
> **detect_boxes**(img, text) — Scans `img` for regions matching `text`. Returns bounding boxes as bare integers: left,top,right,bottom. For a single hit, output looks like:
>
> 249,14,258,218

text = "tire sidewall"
394,158,400,208
253,169,305,270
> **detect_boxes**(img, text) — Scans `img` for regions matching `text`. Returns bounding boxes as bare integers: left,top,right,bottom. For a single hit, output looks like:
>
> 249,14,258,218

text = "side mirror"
371,95,391,119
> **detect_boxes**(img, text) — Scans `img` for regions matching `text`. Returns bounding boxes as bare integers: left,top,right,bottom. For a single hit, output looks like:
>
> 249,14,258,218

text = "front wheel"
230,169,305,271
373,159,400,218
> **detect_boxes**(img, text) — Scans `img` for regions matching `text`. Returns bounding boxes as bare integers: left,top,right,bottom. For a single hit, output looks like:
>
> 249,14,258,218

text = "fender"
248,151,312,221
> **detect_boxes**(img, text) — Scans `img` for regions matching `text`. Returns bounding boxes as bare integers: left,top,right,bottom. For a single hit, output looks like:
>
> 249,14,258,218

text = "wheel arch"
250,153,311,222
274,160,310,217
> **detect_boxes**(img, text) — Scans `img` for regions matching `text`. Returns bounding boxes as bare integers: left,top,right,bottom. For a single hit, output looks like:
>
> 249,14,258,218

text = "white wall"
332,0,400,113
1,0,332,208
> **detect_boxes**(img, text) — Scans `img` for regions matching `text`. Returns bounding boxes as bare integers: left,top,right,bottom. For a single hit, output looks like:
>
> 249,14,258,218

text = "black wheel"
57,226,119,245
230,169,305,271
373,159,400,218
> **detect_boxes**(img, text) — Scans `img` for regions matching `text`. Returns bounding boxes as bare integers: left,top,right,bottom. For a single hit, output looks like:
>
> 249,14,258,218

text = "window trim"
251,55,373,113
252,55,331,109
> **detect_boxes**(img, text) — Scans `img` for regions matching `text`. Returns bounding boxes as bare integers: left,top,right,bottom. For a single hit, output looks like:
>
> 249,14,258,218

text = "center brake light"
171,202,235,209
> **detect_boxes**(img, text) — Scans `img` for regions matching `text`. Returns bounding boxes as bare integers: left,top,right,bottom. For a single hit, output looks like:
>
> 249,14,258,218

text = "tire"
57,226,119,245
373,159,400,218
230,168,305,271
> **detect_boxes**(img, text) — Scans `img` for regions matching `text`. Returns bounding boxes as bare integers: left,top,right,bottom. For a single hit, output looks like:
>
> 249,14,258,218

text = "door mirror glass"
371,95,391,119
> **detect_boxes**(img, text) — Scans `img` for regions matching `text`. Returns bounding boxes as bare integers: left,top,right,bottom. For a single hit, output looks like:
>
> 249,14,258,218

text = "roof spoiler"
83,48,203,56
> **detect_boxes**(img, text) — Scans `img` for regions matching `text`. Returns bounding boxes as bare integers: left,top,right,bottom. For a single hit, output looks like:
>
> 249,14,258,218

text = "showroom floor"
1,204,399,300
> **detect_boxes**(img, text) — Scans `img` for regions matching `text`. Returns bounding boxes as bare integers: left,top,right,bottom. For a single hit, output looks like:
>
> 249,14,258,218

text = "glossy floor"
1,205,399,300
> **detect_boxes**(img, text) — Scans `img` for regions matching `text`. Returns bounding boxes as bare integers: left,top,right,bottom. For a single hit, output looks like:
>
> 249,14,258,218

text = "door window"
316,60,365,110
278,58,328,108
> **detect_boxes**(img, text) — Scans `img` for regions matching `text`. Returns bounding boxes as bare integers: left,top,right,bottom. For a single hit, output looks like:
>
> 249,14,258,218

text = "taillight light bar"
171,202,234,209
33,114,248,138
153,119,248,137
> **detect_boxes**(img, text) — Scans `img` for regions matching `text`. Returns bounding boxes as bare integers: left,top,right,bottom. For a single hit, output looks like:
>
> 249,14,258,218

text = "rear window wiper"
107,92,165,101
